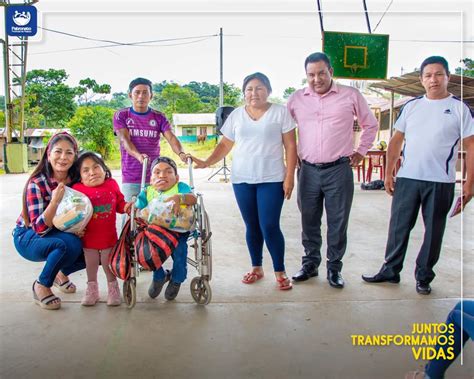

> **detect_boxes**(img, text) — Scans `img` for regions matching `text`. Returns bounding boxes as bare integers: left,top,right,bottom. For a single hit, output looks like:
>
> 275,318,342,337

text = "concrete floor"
0,168,473,379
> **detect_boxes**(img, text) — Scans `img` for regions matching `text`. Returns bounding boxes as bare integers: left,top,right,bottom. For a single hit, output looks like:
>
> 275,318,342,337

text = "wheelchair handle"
140,157,148,192
188,157,195,190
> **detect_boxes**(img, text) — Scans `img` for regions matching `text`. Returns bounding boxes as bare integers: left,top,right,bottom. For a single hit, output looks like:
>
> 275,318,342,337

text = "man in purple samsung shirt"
287,52,378,288
113,78,188,201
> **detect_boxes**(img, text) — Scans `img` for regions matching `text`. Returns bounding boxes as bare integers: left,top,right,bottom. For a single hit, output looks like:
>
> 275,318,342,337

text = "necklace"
245,104,270,121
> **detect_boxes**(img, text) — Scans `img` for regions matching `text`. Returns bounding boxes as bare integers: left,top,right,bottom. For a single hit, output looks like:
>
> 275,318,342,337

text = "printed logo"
149,120,157,127
126,118,135,127
6,6,37,36
444,109,452,114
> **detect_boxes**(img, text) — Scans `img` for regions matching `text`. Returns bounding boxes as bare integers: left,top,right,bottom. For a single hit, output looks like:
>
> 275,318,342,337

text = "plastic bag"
53,186,93,233
139,197,195,232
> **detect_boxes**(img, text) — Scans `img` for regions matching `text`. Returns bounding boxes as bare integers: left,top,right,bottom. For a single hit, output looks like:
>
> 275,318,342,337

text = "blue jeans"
232,182,285,272
13,226,85,287
153,232,189,284
122,182,145,202
425,301,474,379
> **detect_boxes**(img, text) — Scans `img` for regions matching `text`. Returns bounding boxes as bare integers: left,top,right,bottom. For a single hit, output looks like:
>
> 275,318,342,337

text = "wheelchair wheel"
123,277,136,309
190,276,212,305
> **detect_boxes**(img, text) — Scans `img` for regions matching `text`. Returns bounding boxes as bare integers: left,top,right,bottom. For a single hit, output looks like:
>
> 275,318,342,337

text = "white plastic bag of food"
53,186,93,234
139,197,195,232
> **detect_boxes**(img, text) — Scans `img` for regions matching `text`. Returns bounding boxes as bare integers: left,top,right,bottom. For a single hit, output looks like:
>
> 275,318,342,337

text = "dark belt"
302,156,350,169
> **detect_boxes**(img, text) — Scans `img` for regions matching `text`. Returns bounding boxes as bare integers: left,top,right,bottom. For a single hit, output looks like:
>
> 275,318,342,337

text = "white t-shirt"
221,104,296,184
395,95,473,183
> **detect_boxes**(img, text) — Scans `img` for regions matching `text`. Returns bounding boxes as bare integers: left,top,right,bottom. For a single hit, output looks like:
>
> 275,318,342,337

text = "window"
182,127,196,136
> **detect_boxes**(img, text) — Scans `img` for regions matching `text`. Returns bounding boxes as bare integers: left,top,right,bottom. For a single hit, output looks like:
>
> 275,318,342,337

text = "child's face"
80,157,106,187
150,162,179,191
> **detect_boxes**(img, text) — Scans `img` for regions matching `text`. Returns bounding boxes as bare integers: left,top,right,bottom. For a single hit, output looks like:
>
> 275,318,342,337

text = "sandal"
53,278,76,294
276,276,292,290
242,271,264,284
32,281,61,310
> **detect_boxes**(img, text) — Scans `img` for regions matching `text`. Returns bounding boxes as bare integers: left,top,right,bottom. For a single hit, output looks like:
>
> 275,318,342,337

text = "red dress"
72,178,126,249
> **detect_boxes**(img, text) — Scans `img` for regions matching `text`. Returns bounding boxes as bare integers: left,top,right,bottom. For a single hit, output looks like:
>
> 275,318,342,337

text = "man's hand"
191,156,208,169
462,181,473,208
136,153,148,164
178,152,191,164
350,152,364,167
164,195,181,216
283,175,294,200
384,175,396,196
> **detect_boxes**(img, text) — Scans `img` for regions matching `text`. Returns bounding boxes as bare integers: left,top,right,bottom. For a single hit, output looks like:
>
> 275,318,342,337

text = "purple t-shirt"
113,107,171,184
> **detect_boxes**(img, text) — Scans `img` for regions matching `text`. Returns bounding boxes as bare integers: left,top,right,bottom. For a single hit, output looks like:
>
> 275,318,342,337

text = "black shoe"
148,270,171,299
327,270,344,288
165,281,181,301
416,281,431,295
292,266,318,282
362,272,400,284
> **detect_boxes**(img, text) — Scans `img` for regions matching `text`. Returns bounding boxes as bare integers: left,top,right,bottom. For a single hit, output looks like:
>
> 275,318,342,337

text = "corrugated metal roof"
370,72,474,108
0,128,70,138
172,113,215,126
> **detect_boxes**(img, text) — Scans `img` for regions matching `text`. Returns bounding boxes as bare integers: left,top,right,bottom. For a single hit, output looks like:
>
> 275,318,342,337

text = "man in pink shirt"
287,52,378,288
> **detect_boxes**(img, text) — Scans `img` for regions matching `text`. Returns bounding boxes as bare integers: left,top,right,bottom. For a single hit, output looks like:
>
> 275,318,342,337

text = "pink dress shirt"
287,82,378,164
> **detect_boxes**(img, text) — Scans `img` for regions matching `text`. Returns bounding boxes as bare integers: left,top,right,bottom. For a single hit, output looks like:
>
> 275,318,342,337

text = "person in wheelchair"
135,156,197,300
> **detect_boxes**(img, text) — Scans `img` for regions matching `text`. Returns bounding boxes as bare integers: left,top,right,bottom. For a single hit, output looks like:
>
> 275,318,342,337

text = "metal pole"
2,36,11,144
19,36,28,142
219,27,223,107
316,0,324,34
389,90,394,137
362,0,372,33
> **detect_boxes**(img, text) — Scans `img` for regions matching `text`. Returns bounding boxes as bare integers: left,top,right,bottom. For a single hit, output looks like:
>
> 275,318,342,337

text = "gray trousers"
297,160,354,272
380,177,455,283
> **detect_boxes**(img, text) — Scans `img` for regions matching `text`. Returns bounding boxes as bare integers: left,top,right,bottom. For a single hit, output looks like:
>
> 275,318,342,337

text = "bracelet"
180,194,186,204
179,151,185,156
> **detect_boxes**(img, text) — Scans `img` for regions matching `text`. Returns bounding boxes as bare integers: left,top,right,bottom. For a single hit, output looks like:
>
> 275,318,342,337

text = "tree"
13,94,45,129
22,69,78,127
283,87,296,99
0,95,5,110
89,92,131,110
152,83,204,120
455,58,474,77
184,81,242,109
67,106,116,159
76,78,111,105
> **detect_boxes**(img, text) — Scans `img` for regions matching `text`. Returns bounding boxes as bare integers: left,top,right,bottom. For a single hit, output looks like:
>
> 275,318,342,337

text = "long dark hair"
73,151,112,185
21,132,79,226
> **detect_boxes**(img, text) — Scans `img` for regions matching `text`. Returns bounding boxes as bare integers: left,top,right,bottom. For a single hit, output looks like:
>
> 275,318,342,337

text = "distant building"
172,113,216,143
0,128,69,163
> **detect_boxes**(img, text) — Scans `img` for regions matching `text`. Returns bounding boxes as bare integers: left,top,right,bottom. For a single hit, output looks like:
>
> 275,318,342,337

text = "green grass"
105,139,232,170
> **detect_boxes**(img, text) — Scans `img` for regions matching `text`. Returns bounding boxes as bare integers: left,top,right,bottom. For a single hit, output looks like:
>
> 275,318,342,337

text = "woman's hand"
123,202,133,215
75,229,85,238
164,195,181,216
283,175,294,200
191,156,208,169
51,183,66,206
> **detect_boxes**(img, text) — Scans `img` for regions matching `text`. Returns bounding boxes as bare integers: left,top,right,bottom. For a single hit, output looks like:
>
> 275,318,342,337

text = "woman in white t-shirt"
192,72,297,290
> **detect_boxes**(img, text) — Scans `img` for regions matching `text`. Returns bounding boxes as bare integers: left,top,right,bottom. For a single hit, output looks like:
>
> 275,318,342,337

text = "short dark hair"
242,72,272,94
74,151,112,184
128,77,153,94
304,52,332,71
151,156,178,175
420,56,450,76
